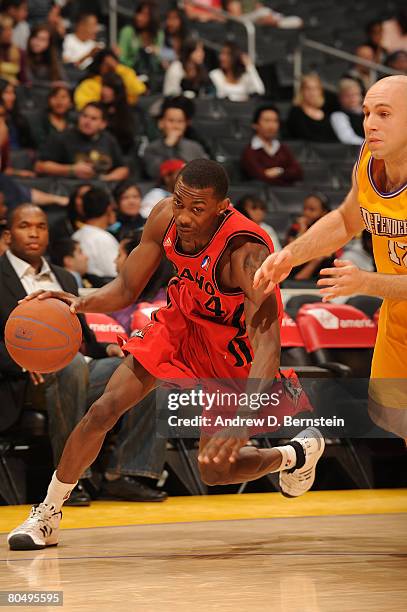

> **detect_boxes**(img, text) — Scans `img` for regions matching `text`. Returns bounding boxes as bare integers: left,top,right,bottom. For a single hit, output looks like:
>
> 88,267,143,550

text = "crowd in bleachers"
0,0,406,504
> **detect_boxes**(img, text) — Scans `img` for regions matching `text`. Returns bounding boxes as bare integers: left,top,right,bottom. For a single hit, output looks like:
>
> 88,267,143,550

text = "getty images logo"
306,308,375,330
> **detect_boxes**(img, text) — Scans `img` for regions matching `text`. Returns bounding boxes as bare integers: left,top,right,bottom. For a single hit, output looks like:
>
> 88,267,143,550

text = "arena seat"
346,296,383,319
284,294,322,319
280,312,313,368
296,302,377,377
84,314,127,344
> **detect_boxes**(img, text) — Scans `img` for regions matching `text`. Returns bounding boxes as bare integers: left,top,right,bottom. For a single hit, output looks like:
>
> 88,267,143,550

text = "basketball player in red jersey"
8,160,324,551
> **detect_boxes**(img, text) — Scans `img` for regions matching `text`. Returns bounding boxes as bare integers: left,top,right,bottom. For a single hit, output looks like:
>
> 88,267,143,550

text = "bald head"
363,76,407,160
367,75,407,96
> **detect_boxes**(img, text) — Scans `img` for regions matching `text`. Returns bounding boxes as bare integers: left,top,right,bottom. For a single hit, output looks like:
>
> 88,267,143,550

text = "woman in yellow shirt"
74,49,146,111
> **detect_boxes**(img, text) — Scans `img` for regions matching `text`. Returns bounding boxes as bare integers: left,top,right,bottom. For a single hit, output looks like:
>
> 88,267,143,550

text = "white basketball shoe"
280,427,325,497
8,503,62,550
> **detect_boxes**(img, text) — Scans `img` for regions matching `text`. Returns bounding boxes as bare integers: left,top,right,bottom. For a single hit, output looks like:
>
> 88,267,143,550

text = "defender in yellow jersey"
254,75,407,438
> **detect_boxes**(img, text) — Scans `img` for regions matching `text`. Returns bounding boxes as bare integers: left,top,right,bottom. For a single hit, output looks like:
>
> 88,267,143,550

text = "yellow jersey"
357,142,407,407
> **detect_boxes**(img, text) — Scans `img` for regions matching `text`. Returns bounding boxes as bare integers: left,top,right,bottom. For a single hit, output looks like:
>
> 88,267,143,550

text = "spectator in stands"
74,48,146,111
25,23,66,85
287,74,337,142
141,158,185,218
381,8,407,53
345,45,377,93
285,192,335,280
330,79,364,145
143,102,207,179
0,172,69,209
72,186,119,280
49,238,89,288
2,0,29,51
159,95,213,156
0,14,26,83
118,2,164,78
163,38,213,98
365,20,387,64
235,194,281,251
224,1,303,29
386,50,407,74
162,7,188,64
64,183,92,234
111,230,172,334
183,0,223,22
62,13,103,70
209,41,265,101
1,204,167,503
100,72,137,154
241,104,303,186
339,230,375,272
111,180,144,241
35,102,129,182
0,81,33,148
31,85,74,147
0,224,7,255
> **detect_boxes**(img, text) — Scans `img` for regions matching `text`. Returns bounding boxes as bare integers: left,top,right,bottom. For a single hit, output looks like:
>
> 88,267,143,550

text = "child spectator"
235,194,281,251
111,180,145,241
72,187,119,280
286,192,336,280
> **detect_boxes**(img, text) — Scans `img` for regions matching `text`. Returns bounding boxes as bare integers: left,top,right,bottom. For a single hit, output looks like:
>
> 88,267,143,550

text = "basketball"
5,297,82,373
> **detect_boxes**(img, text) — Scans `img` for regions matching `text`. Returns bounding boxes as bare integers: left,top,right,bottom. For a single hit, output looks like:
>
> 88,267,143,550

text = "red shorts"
120,282,312,435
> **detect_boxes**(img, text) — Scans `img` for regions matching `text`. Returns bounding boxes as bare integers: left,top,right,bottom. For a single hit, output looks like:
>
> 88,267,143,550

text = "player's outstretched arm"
253,168,365,293
20,199,172,313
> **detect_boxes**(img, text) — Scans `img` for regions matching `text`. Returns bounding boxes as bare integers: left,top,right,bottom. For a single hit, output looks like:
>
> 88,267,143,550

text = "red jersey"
161,206,283,368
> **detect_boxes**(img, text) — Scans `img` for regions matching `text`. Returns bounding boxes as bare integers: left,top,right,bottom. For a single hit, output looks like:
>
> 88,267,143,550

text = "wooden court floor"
1,490,406,612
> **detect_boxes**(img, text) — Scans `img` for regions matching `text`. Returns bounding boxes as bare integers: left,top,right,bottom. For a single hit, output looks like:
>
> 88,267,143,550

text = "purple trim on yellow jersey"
367,156,407,199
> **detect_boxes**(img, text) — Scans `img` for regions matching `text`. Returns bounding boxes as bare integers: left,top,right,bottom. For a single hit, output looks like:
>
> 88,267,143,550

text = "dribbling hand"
253,250,294,294
18,290,83,313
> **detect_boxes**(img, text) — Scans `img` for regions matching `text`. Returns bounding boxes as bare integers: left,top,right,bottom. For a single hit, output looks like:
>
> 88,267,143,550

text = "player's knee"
84,395,121,434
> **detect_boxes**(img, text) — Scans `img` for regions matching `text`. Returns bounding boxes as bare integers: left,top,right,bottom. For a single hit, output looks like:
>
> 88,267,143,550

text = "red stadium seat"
85,314,127,344
296,303,377,377
281,312,304,348
131,300,167,331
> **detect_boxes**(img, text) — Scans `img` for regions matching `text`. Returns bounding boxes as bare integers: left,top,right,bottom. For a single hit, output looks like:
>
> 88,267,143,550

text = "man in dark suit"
0,204,167,505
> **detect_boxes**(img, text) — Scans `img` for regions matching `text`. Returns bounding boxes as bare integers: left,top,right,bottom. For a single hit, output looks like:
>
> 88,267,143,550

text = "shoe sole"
8,534,58,551
280,430,325,498
64,500,91,507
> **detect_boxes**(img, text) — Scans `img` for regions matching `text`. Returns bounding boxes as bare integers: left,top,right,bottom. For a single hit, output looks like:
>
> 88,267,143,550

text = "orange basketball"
5,297,82,373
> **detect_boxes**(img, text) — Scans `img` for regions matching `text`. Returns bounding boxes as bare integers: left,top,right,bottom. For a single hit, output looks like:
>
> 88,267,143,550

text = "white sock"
270,445,297,473
44,471,77,511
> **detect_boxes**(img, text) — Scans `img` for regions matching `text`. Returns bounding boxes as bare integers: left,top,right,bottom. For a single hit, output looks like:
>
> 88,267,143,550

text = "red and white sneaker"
7,503,62,550
280,427,325,497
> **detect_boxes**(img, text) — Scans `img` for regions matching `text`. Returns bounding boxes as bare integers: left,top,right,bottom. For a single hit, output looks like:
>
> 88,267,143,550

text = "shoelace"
22,505,57,528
